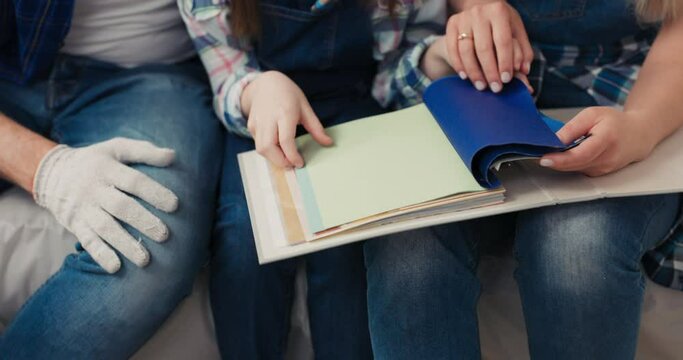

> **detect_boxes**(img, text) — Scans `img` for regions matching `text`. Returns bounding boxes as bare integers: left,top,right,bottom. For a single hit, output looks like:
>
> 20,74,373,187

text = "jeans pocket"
513,0,586,20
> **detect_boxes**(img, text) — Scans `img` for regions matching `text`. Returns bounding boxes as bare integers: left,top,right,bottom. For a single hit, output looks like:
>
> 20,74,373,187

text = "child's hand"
540,107,658,176
241,71,333,168
445,1,533,93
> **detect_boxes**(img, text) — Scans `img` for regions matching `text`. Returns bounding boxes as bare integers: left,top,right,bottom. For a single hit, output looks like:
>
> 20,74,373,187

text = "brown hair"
636,0,680,22
230,0,399,38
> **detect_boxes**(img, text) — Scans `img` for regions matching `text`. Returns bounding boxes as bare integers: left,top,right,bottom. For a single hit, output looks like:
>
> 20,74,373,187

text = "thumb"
300,101,333,146
555,108,600,145
99,138,175,167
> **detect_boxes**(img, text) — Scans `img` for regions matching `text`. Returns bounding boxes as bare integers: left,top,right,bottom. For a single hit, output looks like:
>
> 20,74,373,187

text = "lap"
0,58,224,357
51,58,224,272
367,195,680,277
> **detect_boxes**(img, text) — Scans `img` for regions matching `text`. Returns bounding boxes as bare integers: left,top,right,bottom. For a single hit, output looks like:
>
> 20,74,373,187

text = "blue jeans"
0,55,223,358
365,194,680,359
210,95,380,359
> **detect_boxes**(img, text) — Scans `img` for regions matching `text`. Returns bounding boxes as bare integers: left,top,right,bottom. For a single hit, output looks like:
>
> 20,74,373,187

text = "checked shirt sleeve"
178,0,260,137
371,0,447,109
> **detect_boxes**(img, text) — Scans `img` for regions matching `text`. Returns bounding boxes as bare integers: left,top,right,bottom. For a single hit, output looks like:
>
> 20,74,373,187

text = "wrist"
31,144,67,203
623,109,663,155
15,136,58,194
240,71,284,117
421,37,454,80
0,112,58,194
240,81,254,117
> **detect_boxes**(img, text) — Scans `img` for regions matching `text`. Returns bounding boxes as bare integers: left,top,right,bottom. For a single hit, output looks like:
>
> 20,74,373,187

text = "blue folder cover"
423,76,571,188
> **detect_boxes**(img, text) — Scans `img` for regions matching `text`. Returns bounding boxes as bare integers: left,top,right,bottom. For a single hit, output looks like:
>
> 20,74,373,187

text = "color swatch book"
238,77,683,263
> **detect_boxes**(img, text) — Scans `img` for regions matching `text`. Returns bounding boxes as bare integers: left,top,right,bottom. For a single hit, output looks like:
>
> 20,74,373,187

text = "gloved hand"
32,138,179,273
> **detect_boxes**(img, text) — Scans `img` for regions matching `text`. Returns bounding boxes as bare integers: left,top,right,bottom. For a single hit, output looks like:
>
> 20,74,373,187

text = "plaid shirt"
178,0,447,137
180,0,683,291
0,0,74,84
526,31,657,107
644,218,683,289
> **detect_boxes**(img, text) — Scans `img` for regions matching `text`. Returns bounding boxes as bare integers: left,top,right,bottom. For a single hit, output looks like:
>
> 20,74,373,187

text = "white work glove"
32,138,179,273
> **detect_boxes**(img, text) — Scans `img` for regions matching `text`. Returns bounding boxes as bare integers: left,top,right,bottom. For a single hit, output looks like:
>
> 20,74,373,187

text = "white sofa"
2,185,683,359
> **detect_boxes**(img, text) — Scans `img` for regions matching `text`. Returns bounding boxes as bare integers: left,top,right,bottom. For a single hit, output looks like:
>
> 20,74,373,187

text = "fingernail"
524,62,531,73
459,71,468,80
501,72,512,83
490,82,502,93
540,159,554,167
474,81,486,91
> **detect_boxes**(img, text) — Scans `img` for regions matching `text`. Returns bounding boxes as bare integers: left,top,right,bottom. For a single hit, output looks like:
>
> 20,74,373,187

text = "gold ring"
457,32,472,41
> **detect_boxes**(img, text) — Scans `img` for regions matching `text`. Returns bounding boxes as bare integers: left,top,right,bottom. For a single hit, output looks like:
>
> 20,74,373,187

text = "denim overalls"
211,1,379,358
256,0,381,126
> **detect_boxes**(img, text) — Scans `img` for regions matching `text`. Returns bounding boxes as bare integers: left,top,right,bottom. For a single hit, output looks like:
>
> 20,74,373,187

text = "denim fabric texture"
209,0,377,359
366,195,680,360
364,1,682,359
0,54,224,359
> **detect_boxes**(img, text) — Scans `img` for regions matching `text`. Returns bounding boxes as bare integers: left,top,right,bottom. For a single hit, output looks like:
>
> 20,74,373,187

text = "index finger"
255,122,292,168
278,120,304,168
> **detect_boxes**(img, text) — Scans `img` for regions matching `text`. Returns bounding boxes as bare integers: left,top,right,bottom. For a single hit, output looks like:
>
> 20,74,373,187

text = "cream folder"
238,108,683,264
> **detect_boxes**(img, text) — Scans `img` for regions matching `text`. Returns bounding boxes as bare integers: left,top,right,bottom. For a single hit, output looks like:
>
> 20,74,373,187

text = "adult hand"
241,71,333,168
445,1,534,92
33,138,178,273
540,107,658,176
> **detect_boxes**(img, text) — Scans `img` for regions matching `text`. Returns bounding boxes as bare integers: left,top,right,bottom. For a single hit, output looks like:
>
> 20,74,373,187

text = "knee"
514,199,662,296
365,229,475,301
115,73,224,186
63,245,204,320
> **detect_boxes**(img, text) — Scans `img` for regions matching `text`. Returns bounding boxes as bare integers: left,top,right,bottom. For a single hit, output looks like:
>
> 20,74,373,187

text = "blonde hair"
636,0,680,22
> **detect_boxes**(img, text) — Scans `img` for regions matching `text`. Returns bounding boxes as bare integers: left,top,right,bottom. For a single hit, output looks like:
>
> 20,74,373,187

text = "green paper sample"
295,104,485,233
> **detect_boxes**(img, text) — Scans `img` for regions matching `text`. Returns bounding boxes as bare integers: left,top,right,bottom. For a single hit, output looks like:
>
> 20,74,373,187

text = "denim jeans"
365,194,681,360
0,55,223,359
211,95,381,359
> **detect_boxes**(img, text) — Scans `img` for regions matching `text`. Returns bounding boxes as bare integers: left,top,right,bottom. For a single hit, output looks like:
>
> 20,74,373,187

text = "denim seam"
324,13,338,69
637,198,672,257
21,0,53,70
650,209,683,252
635,198,672,290
277,261,298,357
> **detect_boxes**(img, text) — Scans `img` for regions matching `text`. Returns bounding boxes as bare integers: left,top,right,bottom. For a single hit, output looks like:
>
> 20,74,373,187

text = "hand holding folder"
237,75,683,263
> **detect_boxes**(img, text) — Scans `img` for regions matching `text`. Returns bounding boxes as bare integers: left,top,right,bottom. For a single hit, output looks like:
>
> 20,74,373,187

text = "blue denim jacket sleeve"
0,0,74,84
